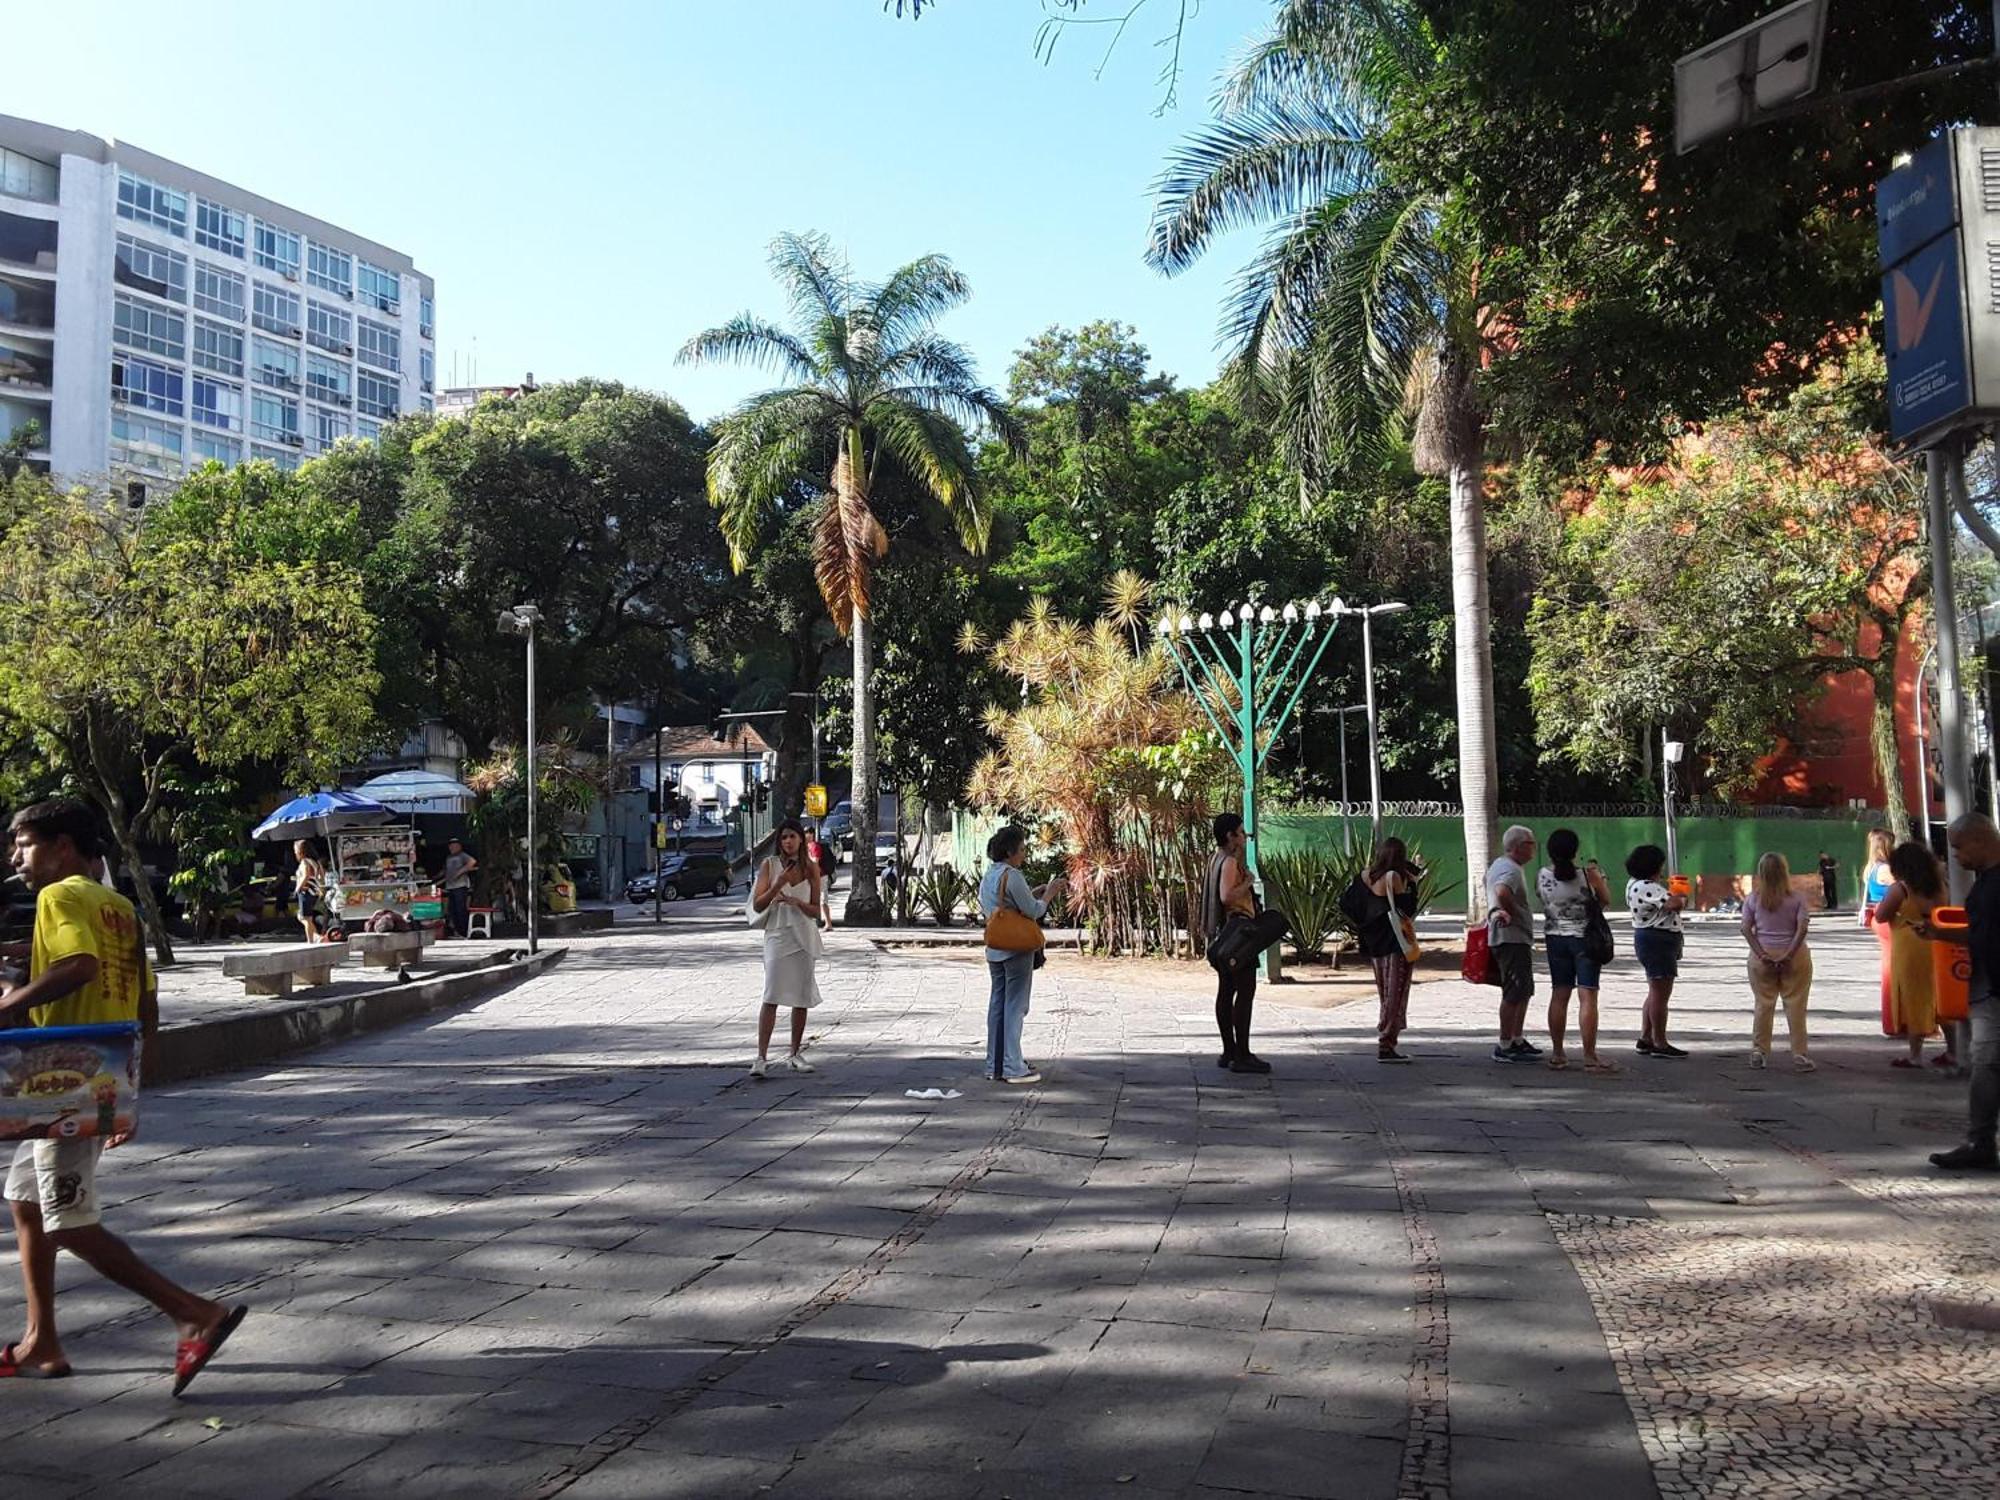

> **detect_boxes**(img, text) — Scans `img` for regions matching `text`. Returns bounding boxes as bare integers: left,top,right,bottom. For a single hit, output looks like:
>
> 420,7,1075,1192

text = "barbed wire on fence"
1273,801,1884,823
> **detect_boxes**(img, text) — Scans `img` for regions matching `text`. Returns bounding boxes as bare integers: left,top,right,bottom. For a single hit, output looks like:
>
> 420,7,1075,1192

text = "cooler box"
1932,907,1972,1023
0,1023,141,1142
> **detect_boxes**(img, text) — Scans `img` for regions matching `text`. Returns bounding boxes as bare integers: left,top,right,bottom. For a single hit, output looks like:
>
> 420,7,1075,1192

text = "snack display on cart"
327,827,427,924
0,1023,141,1142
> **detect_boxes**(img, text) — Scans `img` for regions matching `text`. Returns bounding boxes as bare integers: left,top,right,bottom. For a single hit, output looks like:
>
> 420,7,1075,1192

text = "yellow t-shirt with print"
29,875,149,1029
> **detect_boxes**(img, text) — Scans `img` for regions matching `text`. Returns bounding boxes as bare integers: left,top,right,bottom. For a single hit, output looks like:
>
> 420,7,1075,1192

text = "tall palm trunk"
1445,407,1498,919
845,609,885,923
1870,651,1912,842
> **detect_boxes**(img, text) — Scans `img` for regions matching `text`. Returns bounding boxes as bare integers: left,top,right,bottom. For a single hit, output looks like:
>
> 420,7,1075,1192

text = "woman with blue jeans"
978,825,1064,1086
1537,828,1614,1073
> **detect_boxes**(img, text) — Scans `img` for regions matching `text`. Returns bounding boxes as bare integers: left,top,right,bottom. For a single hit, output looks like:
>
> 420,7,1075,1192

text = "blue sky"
11,0,1266,422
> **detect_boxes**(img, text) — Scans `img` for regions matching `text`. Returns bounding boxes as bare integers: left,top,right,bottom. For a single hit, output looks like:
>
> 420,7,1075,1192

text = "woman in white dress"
750,820,824,1079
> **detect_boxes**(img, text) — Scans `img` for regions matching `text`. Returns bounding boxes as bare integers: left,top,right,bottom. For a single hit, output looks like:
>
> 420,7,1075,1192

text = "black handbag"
1580,873,1615,965
1209,908,1290,972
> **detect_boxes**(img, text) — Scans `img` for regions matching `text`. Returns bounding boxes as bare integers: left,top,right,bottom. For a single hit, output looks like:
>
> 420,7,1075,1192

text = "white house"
616,724,774,815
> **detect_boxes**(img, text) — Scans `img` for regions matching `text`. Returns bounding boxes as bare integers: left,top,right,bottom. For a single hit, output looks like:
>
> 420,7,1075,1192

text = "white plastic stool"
464,906,494,940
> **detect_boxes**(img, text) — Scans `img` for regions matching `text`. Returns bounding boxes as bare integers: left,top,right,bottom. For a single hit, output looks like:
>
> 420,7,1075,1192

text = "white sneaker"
787,1052,815,1073
1004,1070,1043,1085
1749,1050,1767,1070
1793,1054,1816,1073
749,1057,768,1079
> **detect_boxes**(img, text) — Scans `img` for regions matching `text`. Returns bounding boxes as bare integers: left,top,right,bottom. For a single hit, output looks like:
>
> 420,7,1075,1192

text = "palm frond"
867,253,973,350
767,231,853,337
706,389,840,569
811,439,887,634
677,313,822,385
866,402,990,552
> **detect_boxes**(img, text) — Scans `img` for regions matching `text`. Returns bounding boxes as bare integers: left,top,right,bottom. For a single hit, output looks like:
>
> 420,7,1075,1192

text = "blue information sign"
1877,135,1957,270
1883,232,1970,444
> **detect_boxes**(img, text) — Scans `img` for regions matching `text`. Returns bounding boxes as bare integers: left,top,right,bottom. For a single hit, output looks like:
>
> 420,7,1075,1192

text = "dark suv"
629,850,735,902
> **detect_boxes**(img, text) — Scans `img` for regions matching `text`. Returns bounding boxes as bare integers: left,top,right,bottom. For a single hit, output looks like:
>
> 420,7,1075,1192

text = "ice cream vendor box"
0,1023,140,1142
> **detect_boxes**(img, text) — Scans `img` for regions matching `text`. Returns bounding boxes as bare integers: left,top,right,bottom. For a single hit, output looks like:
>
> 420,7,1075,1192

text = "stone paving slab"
0,917,1996,1498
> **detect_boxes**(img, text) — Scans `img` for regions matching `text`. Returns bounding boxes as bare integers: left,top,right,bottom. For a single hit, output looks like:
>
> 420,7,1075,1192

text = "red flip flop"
171,1305,247,1397
0,1342,70,1379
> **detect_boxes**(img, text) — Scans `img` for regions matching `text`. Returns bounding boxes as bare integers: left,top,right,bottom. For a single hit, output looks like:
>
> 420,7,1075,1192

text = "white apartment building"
0,113,435,503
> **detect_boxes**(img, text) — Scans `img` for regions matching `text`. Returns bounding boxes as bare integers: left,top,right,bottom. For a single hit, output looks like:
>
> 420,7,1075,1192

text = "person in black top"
1205,813,1270,1074
1359,839,1420,1063
1817,851,1838,912
1923,813,2000,1170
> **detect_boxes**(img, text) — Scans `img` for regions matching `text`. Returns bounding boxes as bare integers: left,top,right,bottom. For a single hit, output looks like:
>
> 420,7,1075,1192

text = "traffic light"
646,790,660,815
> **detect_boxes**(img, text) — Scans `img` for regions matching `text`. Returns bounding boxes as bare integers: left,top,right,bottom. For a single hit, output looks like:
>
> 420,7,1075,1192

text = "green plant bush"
1260,830,1457,960
912,864,975,926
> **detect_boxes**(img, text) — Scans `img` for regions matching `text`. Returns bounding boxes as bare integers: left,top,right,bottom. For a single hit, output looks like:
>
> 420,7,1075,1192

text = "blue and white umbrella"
251,789,396,841
350,769,476,814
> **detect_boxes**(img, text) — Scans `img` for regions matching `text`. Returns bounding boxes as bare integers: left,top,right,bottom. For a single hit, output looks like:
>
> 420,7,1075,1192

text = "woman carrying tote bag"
979,825,1065,1086
748,820,825,1079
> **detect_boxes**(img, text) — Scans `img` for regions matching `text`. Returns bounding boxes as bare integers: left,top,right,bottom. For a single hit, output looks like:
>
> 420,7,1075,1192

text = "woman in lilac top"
1740,852,1814,1072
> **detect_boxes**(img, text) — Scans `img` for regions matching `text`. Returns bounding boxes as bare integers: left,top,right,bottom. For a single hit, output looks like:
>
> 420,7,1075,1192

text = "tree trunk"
1446,418,1499,920
81,720,175,964
843,611,887,924
110,819,175,966
1871,652,1912,842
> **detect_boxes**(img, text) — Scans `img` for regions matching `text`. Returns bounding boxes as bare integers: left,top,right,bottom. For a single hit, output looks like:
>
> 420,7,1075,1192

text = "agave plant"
911,864,975,926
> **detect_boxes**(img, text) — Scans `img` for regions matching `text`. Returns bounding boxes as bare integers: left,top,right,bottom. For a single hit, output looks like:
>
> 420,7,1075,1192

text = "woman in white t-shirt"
1625,843,1687,1059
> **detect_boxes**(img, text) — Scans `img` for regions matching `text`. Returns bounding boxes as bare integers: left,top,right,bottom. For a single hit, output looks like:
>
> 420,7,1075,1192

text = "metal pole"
525,620,539,956
1337,709,1350,810
1362,610,1384,846
1661,725,1679,877
1930,449,1976,895
1915,644,1933,846
653,710,663,925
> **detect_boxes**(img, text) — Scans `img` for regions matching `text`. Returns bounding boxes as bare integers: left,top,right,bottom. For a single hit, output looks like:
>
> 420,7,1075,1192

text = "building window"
307,300,352,354
253,220,300,278
356,317,399,373
192,319,244,377
251,443,299,473
418,394,434,414
192,262,245,321
192,431,241,466
194,200,245,258
356,416,382,442
110,355,183,416
116,172,186,236
250,391,300,445
252,283,300,337
419,295,434,339
308,404,348,454
356,369,398,420
192,376,241,431
0,148,58,203
111,411,183,471
306,242,351,297
305,353,350,406
357,261,399,314
419,347,434,392
113,295,184,359
251,336,301,390
114,234,187,303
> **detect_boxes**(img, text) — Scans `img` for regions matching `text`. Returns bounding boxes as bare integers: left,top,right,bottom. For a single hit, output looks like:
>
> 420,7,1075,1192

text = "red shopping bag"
1462,923,1495,985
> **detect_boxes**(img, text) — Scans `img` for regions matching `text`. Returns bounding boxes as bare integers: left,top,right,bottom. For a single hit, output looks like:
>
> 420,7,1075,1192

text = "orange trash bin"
1931,906,1972,1023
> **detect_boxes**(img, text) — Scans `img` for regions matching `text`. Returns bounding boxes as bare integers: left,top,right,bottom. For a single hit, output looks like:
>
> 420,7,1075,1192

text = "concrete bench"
221,941,349,997
350,930,427,969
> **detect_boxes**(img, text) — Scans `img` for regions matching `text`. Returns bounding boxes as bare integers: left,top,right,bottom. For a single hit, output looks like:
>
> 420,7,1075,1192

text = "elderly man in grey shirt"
442,837,477,938
1486,824,1542,1064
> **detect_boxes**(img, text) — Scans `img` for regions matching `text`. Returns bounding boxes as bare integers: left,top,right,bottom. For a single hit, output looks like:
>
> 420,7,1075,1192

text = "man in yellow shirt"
0,799,245,1391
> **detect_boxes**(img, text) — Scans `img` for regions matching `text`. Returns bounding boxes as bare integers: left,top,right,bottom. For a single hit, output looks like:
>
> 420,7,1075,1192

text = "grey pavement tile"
444,1373,664,1446
556,1446,791,1499
1451,1432,1662,1500
1195,1422,1403,1498
304,1432,574,1500
536,1333,734,1392
244,1363,490,1435
123,1419,389,1500
846,1268,995,1312
1114,1282,1270,1333
765,1454,986,1499
1450,1378,1643,1448
639,1385,876,1461
379,1318,598,1378
332,1272,532,1325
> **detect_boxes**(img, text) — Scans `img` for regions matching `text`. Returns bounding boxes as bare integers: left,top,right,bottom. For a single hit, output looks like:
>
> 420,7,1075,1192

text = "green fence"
951,807,1882,912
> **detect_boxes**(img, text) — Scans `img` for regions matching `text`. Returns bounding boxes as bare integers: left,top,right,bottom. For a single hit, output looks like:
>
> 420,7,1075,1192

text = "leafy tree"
1526,352,1926,825
386,381,727,753
1147,0,1506,911
682,232,1019,923
0,470,378,960
0,420,42,482
1392,1,1996,460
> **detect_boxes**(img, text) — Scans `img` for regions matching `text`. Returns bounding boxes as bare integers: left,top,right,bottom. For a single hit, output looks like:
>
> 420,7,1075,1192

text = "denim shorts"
1545,932,1601,990
1632,926,1683,981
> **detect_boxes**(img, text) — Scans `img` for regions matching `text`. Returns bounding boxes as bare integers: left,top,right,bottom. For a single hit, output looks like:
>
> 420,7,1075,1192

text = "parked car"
629,850,735,902
819,801,854,851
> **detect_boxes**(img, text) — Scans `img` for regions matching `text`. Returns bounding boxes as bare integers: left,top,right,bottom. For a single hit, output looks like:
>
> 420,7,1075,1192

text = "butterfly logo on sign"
1891,260,1946,351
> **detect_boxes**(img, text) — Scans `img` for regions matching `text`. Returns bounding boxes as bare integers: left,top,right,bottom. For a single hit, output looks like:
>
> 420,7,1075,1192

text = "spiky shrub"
912,864,974,926
1258,849,1346,961
967,591,1233,956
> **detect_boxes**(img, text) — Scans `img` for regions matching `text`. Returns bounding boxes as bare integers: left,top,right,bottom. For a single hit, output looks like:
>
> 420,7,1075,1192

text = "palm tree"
682,232,1017,922
1145,1,1501,913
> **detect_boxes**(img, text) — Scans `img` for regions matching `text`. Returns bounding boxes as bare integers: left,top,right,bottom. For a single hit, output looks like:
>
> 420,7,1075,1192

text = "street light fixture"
1326,601,1408,844
1661,734,1685,880
497,603,542,954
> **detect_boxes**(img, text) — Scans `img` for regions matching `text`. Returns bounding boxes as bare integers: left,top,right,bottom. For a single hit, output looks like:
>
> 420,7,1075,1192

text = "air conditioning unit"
284,433,304,447
341,288,352,300
290,326,303,339
340,342,353,355
282,268,299,282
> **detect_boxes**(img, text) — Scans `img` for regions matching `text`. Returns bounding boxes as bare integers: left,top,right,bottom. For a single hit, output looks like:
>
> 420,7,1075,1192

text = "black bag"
1580,876,1615,966
1339,876,1385,929
1209,909,1291,973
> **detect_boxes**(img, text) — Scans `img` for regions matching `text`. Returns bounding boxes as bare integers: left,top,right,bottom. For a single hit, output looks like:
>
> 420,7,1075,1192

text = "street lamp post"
497,604,543,954
1328,601,1407,843
1158,598,1344,977
1661,732,1685,878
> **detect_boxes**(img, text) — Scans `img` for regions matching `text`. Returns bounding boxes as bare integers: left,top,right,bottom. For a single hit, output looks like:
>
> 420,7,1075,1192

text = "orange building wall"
1752,612,1926,811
